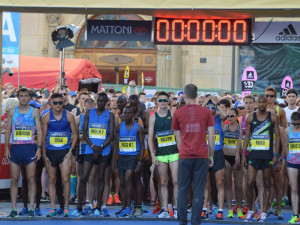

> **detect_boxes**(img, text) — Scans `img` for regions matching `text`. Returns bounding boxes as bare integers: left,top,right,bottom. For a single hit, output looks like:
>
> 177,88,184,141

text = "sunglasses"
237,106,245,110
206,106,216,110
266,94,275,98
228,114,236,118
292,123,300,126
53,101,63,105
158,99,169,103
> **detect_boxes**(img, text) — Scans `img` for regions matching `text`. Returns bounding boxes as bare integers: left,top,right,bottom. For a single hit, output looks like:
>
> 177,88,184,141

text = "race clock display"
154,17,252,45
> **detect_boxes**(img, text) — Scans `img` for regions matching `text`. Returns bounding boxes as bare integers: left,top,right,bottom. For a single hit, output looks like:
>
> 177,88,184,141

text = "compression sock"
70,175,78,196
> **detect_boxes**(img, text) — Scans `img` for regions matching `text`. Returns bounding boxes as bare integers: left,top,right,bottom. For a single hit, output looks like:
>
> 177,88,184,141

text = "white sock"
203,208,207,211
89,204,93,208
102,205,106,209
168,204,172,209
218,209,223,212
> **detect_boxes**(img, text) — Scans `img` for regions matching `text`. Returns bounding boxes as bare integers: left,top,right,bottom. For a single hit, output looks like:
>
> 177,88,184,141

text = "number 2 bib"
89,123,107,139
119,137,137,152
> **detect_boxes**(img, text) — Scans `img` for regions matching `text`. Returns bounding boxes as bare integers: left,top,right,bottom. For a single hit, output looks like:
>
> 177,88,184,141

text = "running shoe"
71,208,82,217
257,212,267,222
114,194,121,204
19,207,28,215
46,209,57,217
142,203,148,213
272,200,277,207
94,208,101,217
152,201,161,214
35,208,42,216
277,211,284,220
107,194,113,205
288,215,299,224
244,211,254,222
41,195,49,203
187,203,192,213
57,208,63,215
7,210,18,218
101,208,109,217
82,206,93,215
157,210,170,218
133,208,143,217
227,210,234,218
216,211,224,220
115,208,123,216
118,210,127,218
232,204,238,214
282,198,287,206
168,208,174,218
63,208,70,217
173,208,178,219
200,210,209,220
28,209,35,217
70,194,76,202
125,207,131,215
237,208,243,219
242,205,249,215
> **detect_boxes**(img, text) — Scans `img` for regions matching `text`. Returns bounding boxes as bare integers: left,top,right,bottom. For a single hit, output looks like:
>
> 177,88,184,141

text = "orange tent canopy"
2,56,102,91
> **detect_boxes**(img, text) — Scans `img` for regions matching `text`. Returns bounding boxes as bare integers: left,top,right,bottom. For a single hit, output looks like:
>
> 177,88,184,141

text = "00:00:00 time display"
154,18,252,45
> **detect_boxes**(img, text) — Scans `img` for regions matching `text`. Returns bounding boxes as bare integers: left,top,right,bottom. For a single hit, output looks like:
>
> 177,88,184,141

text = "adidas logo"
276,24,300,41
247,71,254,79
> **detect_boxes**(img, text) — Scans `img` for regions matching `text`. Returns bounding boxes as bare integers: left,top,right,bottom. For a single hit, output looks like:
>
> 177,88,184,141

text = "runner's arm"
285,127,289,158
207,126,215,158
67,112,79,150
41,112,50,157
272,113,280,163
83,109,93,149
242,114,252,158
101,112,115,149
138,125,145,162
148,114,156,159
279,126,286,160
142,110,150,134
279,108,288,129
112,124,121,165
4,109,13,155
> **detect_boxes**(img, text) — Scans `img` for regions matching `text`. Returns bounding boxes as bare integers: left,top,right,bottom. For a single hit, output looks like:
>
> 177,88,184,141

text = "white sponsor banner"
254,21,300,43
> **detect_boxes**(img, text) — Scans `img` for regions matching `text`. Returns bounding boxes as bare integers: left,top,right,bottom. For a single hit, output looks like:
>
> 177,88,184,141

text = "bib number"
119,137,137,152
14,125,32,141
251,135,270,150
224,134,239,149
206,130,220,145
89,123,107,139
49,132,68,147
157,130,176,147
289,138,300,153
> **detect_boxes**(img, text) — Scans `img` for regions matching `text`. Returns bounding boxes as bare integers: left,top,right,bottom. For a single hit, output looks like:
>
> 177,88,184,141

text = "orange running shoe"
168,208,174,218
233,204,238,214
107,194,114,205
242,205,249,215
152,201,161,214
114,194,122,204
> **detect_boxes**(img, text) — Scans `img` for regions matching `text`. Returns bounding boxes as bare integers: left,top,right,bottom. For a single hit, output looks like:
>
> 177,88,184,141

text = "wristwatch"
100,144,104,149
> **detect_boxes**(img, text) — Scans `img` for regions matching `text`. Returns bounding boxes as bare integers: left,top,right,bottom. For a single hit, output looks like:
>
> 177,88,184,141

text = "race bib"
206,130,220,145
49,132,68,147
119,136,137,152
14,125,32,141
89,123,107,139
157,130,176,147
251,135,270,150
289,138,300,153
224,134,239,149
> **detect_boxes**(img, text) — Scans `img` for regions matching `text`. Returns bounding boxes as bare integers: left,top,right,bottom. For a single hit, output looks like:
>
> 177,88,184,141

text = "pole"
18,15,21,89
231,46,236,94
60,48,65,86
0,11,3,163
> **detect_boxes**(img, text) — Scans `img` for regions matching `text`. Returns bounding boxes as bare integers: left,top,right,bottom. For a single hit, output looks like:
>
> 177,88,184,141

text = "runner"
241,94,280,222
285,89,299,125
148,91,179,218
41,93,78,217
172,84,215,225
286,111,300,224
201,95,227,220
113,106,145,217
223,108,243,219
5,88,42,218
73,92,114,217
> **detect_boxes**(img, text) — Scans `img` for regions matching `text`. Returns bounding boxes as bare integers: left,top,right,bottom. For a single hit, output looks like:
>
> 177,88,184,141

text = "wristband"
37,146,42,149
273,153,279,157
209,156,213,160
43,155,47,158
91,144,95,149
69,148,73,152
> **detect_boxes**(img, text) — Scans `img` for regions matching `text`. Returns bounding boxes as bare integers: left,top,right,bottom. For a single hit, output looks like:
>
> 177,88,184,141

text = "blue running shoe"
71,208,82,217
94,208,101,217
82,206,93,215
8,210,18,218
57,208,63,215
125,207,131,215
142,204,148,213
34,208,42,216
101,208,109,217
19,207,28,215
28,209,35,217
118,210,127,218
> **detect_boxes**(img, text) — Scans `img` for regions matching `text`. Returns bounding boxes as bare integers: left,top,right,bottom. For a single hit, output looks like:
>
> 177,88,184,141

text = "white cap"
145,102,155,109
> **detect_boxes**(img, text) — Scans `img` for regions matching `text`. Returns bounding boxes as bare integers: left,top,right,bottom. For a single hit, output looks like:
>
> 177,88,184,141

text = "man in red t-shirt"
172,84,215,225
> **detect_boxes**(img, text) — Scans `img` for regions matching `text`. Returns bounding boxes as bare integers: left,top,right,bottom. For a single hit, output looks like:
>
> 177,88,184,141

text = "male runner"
148,91,179,218
113,106,145,217
284,88,299,126
5,88,42,218
201,96,227,220
42,93,78,217
74,92,114,217
241,94,280,222
172,84,215,225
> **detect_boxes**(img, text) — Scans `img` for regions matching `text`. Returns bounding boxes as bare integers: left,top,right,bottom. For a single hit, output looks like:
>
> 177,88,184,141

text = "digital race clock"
154,17,252,45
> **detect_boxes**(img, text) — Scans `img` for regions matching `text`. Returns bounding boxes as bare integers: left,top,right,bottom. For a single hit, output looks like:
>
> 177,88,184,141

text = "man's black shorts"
209,150,225,173
83,154,110,165
117,155,138,175
248,158,272,170
46,149,69,167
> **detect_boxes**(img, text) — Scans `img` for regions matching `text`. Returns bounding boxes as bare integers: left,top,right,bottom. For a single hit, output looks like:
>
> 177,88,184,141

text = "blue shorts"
287,162,300,169
10,144,37,166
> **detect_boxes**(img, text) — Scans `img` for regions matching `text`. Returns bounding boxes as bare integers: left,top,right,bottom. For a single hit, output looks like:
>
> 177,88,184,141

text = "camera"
1,67,14,76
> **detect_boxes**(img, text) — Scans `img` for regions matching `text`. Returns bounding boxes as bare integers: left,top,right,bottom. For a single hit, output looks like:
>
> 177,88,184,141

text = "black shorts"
117,155,138,175
248,158,272,170
76,154,85,164
46,149,69,167
72,144,79,157
209,150,225,173
10,144,37,166
287,162,300,169
224,155,235,167
84,154,110,165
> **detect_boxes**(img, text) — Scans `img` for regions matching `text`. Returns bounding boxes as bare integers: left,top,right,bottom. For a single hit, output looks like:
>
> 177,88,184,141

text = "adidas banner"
254,22,300,43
